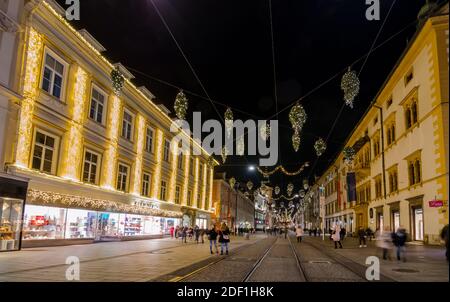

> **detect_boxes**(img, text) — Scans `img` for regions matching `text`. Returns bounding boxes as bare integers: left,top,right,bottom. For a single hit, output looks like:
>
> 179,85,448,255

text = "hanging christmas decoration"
244,192,249,198
260,122,271,141
288,201,294,208
253,191,259,198
224,107,233,138
274,186,280,195
229,177,236,188
287,183,294,196
247,181,253,191
303,179,309,190
343,146,356,164
237,136,245,156
289,102,307,132
299,189,305,198
174,90,188,120
259,184,267,195
256,162,309,177
207,155,215,168
292,132,301,152
221,146,229,164
341,67,360,108
314,138,327,157
110,67,124,96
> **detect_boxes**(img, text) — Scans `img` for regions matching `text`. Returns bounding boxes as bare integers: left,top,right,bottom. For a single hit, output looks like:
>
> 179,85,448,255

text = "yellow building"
320,4,448,244
0,0,216,249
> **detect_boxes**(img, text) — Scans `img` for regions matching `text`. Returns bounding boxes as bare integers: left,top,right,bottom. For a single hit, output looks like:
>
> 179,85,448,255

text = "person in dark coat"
207,225,218,254
340,228,347,241
358,226,367,248
441,224,449,262
218,223,231,255
393,227,407,262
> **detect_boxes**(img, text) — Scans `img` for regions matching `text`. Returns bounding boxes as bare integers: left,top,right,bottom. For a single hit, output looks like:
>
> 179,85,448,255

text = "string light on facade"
174,90,188,120
150,129,164,198
341,67,360,108
314,137,327,157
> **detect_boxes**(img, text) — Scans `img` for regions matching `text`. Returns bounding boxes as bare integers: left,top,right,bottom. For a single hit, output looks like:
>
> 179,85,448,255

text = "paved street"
0,234,447,282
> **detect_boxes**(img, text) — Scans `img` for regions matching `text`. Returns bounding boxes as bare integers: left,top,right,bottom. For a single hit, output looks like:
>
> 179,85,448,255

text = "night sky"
58,0,428,193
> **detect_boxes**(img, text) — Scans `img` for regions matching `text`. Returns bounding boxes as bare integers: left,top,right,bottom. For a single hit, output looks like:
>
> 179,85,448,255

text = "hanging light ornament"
221,146,229,164
259,183,267,195
289,102,307,132
224,107,233,138
287,183,294,197
303,179,309,190
260,122,271,141
244,192,249,198
341,67,360,108
229,177,236,189
274,186,280,195
253,191,259,198
207,155,215,168
292,132,301,152
314,138,327,157
343,146,356,164
299,189,306,198
174,90,188,120
110,67,124,96
247,181,253,191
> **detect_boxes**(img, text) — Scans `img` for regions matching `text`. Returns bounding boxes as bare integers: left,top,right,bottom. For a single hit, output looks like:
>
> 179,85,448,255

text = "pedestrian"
314,228,317,237
194,225,200,243
181,226,187,243
440,224,449,262
393,226,407,262
169,225,175,239
358,226,367,248
218,222,230,255
332,225,343,249
376,227,393,260
175,225,180,239
200,228,205,244
207,225,218,254
296,225,304,243
340,227,346,242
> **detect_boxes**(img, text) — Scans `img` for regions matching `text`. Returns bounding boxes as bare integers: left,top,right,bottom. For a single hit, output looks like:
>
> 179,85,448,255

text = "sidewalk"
0,234,264,282
303,235,448,282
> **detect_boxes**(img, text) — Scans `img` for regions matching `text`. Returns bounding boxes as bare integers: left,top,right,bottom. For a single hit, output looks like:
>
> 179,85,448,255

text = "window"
41,51,66,99
145,127,154,153
83,150,100,184
163,140,170,162
197,192,201,208
405,107,412,129
199,164,203,180
373,116,378,125
387,122,396,146
189,158,194,175
31,130,58,174
187,190,192,206
373,136,381,158
89,86,106,124
405,98,418,130
116,163,129,192
411,102,418,124
408,157,422,186
405,69,413,85
375,177,382,199
121,109,134,141
178,153,183,169
388,169,398,193
386,98,393,109
175,186,181,204
142,173,151,197
160,180,167,201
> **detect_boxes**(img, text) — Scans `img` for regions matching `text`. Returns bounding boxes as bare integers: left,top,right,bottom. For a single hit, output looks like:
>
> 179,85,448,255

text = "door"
392,211,400,232
0,198,24,251
413,208,424,241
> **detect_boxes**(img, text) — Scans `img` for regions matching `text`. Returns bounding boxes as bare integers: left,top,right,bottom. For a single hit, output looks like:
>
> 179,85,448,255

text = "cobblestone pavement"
0,235,263,282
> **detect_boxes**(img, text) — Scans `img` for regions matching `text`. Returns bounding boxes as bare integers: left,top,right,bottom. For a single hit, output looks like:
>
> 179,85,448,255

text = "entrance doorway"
377,213,384,233
413,208,424,241
392,211,400,232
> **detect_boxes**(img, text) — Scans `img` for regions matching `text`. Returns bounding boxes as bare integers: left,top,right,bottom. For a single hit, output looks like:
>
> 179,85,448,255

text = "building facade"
0,0,216,250
318,7,448,244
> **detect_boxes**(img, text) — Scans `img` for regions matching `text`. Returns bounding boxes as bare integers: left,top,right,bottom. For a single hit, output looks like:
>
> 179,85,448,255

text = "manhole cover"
392,268,419,273
148,250,173,254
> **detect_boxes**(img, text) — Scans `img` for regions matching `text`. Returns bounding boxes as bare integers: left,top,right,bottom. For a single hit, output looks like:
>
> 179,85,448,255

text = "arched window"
412,101,418,124
409,162,415,186
393,172,398,191
389,174,394,193
387,128,391,145
414,159,421,183
391,124,396,142
405,107,412,129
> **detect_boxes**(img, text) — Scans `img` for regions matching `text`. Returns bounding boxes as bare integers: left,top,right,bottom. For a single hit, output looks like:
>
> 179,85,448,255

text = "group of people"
169,223,232,255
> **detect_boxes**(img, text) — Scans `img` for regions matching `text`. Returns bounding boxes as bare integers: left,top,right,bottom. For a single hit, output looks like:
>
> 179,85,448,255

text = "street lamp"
248,165,255,171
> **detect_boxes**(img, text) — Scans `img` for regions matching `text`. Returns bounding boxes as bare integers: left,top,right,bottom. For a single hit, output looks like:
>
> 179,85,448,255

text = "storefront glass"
23,205,66,240
195,218,207,229
65,209,97,239
0,198,24,251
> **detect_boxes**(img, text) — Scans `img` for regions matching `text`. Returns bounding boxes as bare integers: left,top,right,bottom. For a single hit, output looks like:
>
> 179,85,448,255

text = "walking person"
194,225,200,244
393,226,407,262
207,225,218,254
358,226,367,248
340,227,346,242
332,225,343,249
181,226,187,243
296,225,304,243
218,223,230,255
175,225,180,239
169,225,175,239
376,227,393,260
440,224,449,262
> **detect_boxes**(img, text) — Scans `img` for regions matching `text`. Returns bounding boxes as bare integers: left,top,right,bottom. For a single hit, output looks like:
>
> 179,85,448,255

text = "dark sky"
59,0,428,193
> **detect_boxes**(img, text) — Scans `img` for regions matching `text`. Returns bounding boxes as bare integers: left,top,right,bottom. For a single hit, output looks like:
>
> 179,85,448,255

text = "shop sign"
429,200,443,208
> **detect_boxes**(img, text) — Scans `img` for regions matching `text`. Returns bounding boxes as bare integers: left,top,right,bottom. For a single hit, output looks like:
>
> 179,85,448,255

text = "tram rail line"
241,237,278,282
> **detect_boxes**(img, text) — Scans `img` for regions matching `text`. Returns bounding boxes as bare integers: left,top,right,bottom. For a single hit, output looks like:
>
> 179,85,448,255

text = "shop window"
116,163,129,192
145,127,154,153
22,205,66,240
141,173,151,197
0,198,24,251
121,108,134,141
160,180,167,201
31,130,59,175
175,186,181,204
83,150,100,184
41,49,67,100
89,86,106,124
65,209,97,239
163,140,170,162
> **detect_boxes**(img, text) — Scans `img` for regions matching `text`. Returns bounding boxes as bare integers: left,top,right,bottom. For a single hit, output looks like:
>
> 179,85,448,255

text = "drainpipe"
374,105,387,199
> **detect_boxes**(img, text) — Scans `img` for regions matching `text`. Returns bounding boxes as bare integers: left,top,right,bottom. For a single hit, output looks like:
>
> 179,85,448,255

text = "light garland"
287,183,294,197
150,129,164,198
208,167,214,210
292,132,301,152
62,66,88,181
247,181,253,191
167,137,179,202
192,157,200,208
274,186,280,195
229,177,236,188
256,162,309,177
224,107,233,138
314,138,327,157
341,67,360,108
131,114,146,194
182,153,190,206
16,27,43,168
201,162,207,209
174,90,188,120
27,189,182,218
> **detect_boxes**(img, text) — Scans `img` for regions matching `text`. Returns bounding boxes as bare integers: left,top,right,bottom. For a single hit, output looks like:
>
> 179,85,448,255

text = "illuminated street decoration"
111,67,124,96
292,132,301,152
224,107,233,138
192,157,200,208
168,139,179,202
343,146,356,164
274,186,280,195
221,146,228,163
101,95,122,190
15,27,43,168
341,67,360,108
208,167,214,210
61,66,88,181
247,181,253,190
314,138,327,157
201,162,207,209
256,162,309,177
174,90,188,120
287,183,294,197
151,129,164,198
132,114,146,195
182,153,190,205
